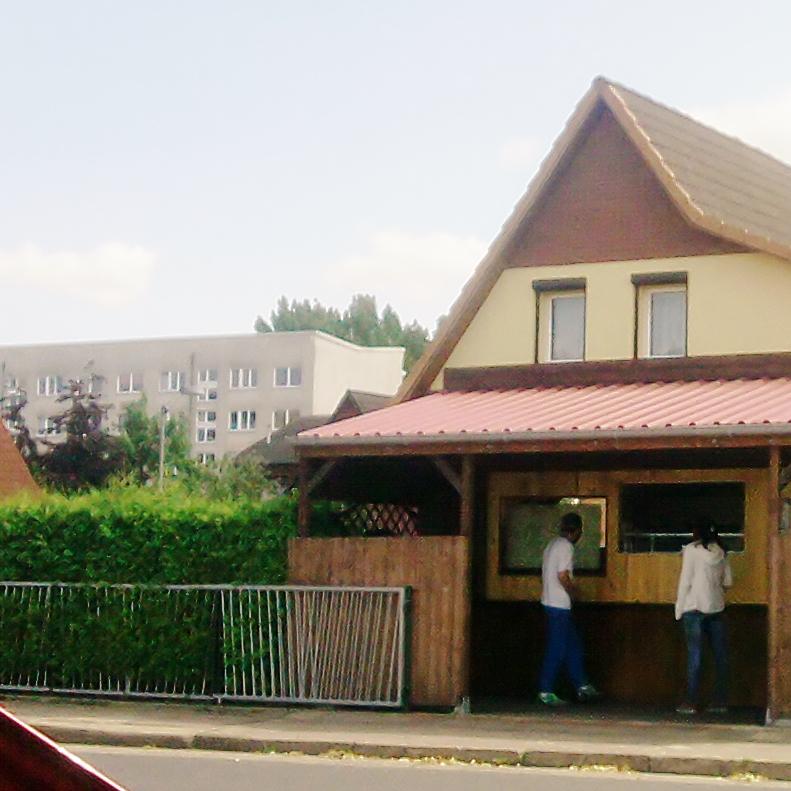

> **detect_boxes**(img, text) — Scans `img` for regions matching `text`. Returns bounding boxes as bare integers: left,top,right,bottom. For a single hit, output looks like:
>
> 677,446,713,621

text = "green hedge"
0,487,301,584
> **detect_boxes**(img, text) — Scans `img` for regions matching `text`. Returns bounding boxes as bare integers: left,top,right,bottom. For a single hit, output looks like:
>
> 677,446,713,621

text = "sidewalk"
5,696,791,781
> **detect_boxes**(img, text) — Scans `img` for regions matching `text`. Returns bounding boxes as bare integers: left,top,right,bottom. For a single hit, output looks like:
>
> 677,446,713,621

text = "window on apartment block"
533,279,586,363
37,416,62,436
272,408,300,431
160,371,184,392
117,372,143,394
274,366,302,387
196,410,217,424
37,375,64,397
198,452,216,465
196,427,217,443
230,368,257,389
198,368,218,383
619,482,745,554
229,409,256,431
633,273,687,358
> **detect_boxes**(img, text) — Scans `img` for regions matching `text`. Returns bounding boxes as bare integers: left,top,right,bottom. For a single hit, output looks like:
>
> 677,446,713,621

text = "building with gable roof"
291,78,791,718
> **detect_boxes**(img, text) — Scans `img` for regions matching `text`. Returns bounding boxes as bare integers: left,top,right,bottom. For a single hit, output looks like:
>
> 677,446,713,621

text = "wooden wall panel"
486,468,768,605
288,536,469,708
511,106,745,268
473,601,766,708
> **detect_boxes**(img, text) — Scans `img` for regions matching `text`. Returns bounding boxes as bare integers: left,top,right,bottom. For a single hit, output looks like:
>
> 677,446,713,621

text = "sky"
3,1,791,344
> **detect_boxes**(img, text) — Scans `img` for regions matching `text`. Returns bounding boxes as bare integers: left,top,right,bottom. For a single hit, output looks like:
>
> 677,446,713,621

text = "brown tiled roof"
398,78,791,402
0,423,38,497
603,79,791,256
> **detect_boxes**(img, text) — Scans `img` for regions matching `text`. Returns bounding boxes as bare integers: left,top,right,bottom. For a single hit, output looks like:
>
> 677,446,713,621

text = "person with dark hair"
537,512,600,706
675,518,733,714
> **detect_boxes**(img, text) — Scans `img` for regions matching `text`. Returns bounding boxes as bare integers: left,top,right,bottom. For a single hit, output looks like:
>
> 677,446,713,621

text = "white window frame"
273,366,302,388
160,371,184,392
537,290,586,363
198,368,218,384
37,416,62,436
198,452,216,465
272,408,301,431
229,368,258,389
196,427,217,443
117,372,142,394
638,284,687,359
196,410,217,424
37,375,63,397
228,409,256,431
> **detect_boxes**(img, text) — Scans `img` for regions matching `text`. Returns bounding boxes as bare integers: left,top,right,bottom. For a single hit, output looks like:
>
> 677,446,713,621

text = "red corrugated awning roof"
298,378,791,446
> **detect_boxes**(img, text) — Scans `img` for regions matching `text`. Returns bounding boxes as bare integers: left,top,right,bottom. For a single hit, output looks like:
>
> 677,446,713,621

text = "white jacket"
675,541,733,621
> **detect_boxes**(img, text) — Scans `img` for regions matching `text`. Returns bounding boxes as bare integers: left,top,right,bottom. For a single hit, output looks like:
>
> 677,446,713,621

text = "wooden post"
458,455,475,713
768,444,782,723
297,457,312,538
460,455,474,538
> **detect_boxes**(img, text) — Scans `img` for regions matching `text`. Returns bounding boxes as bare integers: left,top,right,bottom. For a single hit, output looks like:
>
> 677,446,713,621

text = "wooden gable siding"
511,105,745,268
0,424,37,497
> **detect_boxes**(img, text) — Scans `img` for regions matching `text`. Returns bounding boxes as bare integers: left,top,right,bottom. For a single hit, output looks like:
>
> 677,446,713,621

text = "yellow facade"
432,252,791,388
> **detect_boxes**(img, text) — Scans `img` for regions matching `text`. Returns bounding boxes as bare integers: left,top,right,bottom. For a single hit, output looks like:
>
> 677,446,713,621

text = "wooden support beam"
768,445,782,722
297,458,312,538
432,456,462,495
458,455,475,712
306,459,337,495
460,455,474,538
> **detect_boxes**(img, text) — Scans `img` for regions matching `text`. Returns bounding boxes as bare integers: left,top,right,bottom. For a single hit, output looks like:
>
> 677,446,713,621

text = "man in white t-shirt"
538,512,600,706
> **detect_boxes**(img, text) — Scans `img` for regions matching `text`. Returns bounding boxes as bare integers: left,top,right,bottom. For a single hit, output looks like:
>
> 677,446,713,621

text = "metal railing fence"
0,583,409,708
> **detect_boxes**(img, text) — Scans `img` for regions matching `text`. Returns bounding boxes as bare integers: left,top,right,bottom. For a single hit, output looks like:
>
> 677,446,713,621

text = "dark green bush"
0,487,300,584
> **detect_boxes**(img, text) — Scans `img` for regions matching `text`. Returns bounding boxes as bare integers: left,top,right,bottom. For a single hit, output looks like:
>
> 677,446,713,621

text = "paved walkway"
5,697,791,781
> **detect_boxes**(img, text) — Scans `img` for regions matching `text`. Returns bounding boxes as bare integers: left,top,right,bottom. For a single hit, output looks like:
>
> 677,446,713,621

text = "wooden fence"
288,536,469,707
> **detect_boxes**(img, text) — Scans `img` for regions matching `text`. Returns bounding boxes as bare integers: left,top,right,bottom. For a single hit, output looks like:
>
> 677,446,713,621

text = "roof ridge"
596,76,791,178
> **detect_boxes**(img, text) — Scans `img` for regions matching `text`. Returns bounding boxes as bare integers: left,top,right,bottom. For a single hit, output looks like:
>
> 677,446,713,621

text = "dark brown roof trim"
444,352,791,390
532,277,587,293
631,271,687,286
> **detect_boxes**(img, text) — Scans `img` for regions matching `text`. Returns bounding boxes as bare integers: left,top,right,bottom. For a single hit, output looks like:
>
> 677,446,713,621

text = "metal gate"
0,583,410,708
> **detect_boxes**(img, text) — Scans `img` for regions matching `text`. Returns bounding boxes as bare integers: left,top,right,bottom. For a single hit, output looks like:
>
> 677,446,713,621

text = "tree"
255,294,431,371
36,378,127,491
118,398,194,485
0,388,38,464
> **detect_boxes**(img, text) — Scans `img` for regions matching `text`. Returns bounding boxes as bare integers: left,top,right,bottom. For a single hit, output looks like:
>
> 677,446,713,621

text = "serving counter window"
619,482,745,554
499,496,607,575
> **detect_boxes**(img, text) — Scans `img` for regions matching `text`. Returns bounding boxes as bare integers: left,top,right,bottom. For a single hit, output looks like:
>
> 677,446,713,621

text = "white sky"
3,1,791,343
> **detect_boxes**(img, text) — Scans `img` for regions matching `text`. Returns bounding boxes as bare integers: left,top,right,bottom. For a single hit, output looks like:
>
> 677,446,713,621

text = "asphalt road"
73,747,791,791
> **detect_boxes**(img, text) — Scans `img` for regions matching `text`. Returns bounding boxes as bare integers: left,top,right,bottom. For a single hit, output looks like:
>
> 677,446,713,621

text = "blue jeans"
682,610,728,705
539,605,588,694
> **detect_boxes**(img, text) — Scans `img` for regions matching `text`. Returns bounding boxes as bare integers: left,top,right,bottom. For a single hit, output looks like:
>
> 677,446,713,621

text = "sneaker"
577,684,602,702
538,692,568,707
676,702,696,715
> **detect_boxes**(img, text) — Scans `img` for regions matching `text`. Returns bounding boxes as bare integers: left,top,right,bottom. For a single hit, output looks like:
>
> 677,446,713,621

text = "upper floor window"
230,368,257,389
633,273,687,359
196,410,217,424
117,372,143,394
229,409,256,431
198,452,216,465
160,371,184,392
198,368,217,384
272,408,300,431
37,416,62,436
533,279,586,364
37,375,64,397
274,366,302,387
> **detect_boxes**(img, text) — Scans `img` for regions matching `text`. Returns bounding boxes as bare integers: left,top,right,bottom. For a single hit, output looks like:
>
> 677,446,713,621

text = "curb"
36,724,791,781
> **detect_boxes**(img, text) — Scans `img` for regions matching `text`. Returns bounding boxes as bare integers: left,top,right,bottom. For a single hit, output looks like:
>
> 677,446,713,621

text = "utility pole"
158,405,168,490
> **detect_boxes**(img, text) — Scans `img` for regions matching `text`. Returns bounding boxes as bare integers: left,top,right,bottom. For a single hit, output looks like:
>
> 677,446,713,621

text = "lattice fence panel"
339,503,419,536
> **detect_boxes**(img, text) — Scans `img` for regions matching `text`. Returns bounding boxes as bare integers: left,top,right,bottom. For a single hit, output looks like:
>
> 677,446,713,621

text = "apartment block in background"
0,331,404,460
